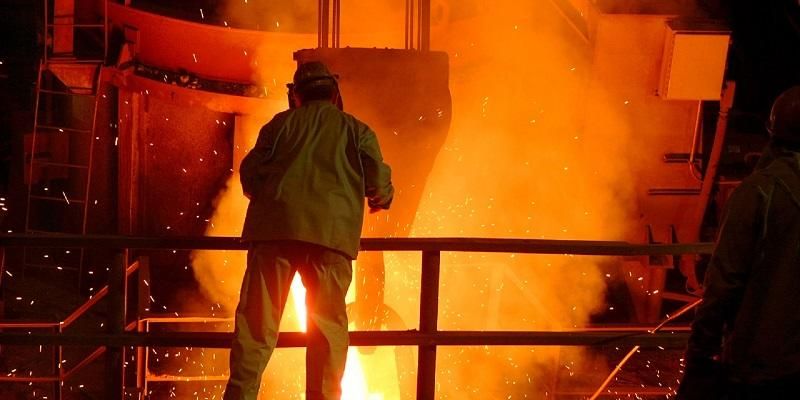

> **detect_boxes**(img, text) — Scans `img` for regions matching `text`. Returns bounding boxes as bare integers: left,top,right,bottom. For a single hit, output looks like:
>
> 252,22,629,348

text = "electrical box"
659,19,730,100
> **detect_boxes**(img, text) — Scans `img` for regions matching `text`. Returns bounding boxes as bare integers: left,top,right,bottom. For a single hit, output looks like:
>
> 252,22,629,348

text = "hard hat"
768,86,800,143
292,61,337,92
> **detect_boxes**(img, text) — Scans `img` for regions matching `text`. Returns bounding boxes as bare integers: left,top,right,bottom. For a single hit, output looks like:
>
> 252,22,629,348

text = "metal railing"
0,255,142,399
0,234,713,399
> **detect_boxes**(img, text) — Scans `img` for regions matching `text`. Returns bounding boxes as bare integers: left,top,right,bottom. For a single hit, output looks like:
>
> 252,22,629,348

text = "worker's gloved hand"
676,356,725,400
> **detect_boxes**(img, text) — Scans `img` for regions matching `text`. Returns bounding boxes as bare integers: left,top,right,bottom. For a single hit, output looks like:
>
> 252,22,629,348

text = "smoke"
187,0,639,398
395,1,635,397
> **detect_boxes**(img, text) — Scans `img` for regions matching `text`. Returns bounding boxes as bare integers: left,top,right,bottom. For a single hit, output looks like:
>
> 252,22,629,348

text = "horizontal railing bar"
555,387,673,396
142,316,232,323
0,330,689,348
146,374,229,382
0,234,714,255
0,376,60,382
134,315,693,332
0,321,60,329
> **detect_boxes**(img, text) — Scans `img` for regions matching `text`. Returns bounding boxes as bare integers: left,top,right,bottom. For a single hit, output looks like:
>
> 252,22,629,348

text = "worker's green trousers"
223,241,353,400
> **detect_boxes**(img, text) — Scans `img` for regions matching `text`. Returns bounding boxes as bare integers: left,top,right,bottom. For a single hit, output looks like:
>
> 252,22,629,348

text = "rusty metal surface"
108,2,313,83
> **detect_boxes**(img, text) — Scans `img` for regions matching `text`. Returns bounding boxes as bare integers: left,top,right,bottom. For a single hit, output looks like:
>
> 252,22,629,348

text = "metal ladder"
23,0,107,288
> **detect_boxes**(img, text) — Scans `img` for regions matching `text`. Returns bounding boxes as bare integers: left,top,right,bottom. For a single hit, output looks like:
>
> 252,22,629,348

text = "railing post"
54,325,63,400
417,250,440,399
106,250,127,400
136,256,150,395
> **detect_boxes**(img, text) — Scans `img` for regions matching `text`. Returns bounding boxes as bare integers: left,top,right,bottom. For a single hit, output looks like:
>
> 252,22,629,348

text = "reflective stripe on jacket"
240,100,393,259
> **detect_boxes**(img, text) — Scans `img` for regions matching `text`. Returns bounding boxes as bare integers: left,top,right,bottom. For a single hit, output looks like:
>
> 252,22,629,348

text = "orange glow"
290,275,307,332
186,1,646,398
288,273,382,399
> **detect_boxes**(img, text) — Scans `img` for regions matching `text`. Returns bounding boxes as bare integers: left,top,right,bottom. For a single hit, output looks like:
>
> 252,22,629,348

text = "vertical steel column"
418,0,431,51
332,0,341,48
405,0,414,49
318,0,330,48
106,250,128,400
103,0,108,62
43,0,48,63
417,250,440,399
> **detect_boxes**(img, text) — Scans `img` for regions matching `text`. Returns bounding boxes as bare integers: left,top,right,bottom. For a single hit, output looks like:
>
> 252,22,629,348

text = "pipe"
688,100,704,181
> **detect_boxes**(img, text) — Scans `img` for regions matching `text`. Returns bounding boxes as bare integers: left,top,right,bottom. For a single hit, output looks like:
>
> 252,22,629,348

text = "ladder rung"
39,88,95,97
31,160,89,169
46,57,105,64
26,229,81,236
29,195,85,204
36,125,92,134
24,263,80,271
47,23,105,28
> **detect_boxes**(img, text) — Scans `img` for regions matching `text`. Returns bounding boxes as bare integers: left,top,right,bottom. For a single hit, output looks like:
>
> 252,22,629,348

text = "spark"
62,191,70,204
199,8,205,19
193,53,198,63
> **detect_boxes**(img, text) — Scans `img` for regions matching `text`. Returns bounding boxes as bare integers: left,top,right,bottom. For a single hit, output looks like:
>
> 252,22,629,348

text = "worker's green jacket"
240,100,393,259
687,148,800,383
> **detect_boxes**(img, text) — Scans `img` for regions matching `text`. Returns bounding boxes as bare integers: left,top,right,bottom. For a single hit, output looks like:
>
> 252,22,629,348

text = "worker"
223,61,394,400
677,86,800,399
